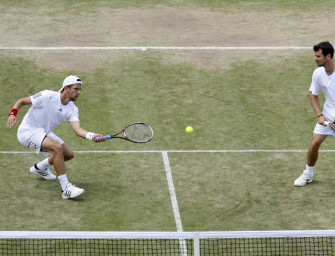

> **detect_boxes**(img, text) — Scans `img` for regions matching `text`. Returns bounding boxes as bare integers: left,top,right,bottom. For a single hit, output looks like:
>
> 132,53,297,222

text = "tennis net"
1,230,335,255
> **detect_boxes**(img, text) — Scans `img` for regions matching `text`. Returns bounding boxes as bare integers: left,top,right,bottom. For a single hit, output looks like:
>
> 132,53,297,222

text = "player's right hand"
6,115,17,128
94,134,106,143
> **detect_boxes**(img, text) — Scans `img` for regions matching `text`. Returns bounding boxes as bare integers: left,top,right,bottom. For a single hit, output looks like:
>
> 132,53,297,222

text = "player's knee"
49,143,63,156
65,150,75,161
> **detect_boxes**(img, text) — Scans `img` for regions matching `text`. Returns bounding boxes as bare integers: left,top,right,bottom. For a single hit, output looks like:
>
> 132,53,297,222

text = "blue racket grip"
94,135,112,142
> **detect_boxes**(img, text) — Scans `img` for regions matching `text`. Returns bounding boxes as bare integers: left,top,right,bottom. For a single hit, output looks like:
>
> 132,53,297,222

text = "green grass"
1,52,319,152
2,1,335,255
172,152,335,231
1,50,334,233
1,0,335,237
0,153,176,231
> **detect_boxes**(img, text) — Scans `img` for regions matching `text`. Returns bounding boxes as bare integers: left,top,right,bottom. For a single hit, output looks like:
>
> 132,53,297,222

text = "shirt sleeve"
68,105,80,122
309,69,321,96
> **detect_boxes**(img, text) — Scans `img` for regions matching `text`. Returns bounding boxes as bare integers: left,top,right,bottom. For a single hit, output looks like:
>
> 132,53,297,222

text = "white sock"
58,174,69,191
304,165,314,177
36,158,50,171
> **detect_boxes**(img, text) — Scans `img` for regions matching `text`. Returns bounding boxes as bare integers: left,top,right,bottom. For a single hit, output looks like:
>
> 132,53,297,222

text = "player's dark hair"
314,41,334,59
60,84,74,93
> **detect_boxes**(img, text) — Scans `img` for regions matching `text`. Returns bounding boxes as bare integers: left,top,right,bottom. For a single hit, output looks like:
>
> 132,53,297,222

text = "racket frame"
103,122,154,143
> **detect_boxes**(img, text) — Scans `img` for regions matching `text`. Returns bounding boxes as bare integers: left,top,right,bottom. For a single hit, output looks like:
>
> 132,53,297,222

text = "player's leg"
17,127,56,180
33,132,74,180
294,133,327,186
48,143,74,164
307,133,328,167
41,136,66,175
41,137,84,199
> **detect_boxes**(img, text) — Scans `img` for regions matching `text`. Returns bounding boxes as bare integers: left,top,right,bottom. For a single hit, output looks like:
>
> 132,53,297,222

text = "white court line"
0,46,311,50
162,151,183,232
161,151,187,256
3,150,335,154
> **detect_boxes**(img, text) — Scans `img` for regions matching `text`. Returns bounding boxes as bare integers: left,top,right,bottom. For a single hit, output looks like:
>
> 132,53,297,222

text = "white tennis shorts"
17,126,64,157
314,122,335,138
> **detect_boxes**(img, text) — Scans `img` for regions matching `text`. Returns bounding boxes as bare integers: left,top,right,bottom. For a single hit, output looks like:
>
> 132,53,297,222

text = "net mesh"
1,231,335,256
201,237,335,256
0,238,191,255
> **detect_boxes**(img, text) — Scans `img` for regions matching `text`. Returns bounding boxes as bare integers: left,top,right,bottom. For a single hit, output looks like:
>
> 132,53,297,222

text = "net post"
194,232,200,256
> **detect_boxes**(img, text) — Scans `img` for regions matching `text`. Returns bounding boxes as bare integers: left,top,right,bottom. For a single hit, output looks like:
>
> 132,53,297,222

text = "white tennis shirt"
20,90,79,134
309,66,335,120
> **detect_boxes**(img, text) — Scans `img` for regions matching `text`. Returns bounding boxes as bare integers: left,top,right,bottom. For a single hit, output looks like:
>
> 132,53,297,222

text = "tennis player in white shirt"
294,42,335,186
6,75,105,199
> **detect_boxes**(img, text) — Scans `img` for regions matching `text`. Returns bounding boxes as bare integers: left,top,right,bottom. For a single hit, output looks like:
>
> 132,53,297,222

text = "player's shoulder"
67,101,79,111
42,89,58,95
313,66,325,76
33,89,57,97
31,90,59,104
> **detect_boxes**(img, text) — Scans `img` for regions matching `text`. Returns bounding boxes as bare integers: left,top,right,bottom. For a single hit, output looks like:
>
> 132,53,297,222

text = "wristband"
86,132,95,141
317,114,323,118
9,109,18,116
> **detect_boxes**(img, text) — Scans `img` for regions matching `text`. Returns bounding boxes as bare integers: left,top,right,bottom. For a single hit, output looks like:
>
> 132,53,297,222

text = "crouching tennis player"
6,75,105,199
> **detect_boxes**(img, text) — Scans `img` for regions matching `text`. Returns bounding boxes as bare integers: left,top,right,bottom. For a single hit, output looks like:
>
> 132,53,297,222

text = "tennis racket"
96,122,154,143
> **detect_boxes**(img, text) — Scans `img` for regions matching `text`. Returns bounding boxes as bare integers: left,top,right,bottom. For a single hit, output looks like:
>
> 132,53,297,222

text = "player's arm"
6,96,32,128
69,121,105,142
309,92,327,126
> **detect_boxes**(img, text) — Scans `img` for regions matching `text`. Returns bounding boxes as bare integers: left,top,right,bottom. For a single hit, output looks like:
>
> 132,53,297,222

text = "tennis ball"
186,126,193,133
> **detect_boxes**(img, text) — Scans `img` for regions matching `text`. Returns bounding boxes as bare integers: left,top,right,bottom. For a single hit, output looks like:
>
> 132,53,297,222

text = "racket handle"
325,121,330,126
94,135,112,142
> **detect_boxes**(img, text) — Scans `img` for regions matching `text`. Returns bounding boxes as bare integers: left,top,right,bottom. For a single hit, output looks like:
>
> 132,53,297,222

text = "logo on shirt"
58,109,62,113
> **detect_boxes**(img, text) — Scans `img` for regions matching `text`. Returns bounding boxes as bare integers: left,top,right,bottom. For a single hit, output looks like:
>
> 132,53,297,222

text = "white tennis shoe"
30,164,56,180
294,172,313,187
62,183,85,199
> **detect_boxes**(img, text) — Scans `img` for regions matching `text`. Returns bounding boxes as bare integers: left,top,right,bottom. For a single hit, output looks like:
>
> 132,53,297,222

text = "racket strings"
124,124,153,142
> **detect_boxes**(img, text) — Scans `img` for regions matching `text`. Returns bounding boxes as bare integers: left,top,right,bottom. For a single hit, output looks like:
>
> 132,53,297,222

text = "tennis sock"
36,158,50,171
58,174,69,191
304,165,314,177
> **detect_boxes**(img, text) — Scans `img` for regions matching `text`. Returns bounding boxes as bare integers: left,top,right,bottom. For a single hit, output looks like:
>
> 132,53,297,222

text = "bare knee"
50,142,63,156
62,144,74,161
64,150,75,161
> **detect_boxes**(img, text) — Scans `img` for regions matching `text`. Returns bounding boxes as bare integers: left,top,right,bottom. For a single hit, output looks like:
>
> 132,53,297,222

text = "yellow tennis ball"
186,126,193,133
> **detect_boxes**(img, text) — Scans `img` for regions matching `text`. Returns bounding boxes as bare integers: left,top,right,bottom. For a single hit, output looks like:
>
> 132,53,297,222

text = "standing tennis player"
294,42,335,186
6,75,105,199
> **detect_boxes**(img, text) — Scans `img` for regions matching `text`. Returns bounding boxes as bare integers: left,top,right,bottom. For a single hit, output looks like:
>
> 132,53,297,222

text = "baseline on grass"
95,122,154,143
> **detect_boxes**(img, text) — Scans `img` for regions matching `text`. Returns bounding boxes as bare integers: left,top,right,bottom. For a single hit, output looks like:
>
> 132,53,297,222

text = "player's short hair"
60,84,74,93
314,41,334,58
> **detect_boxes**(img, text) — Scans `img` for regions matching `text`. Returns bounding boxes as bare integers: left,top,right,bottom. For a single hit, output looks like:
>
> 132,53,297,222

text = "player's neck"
324,59,335,76
60,93,70,105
